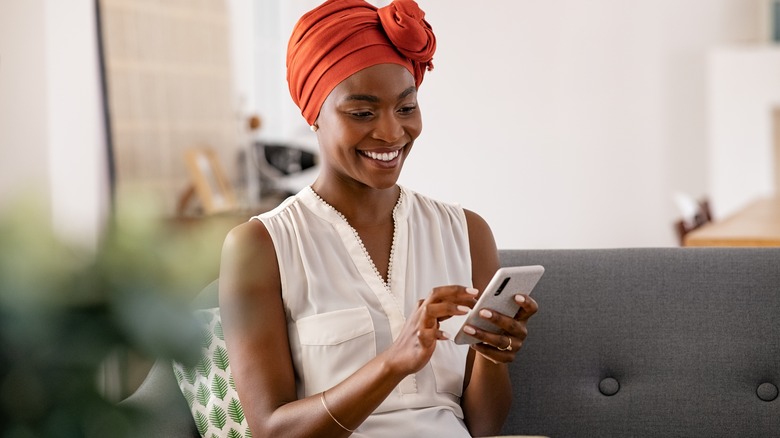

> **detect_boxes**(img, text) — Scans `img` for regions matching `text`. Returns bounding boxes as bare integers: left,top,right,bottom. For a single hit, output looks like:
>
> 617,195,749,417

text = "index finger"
423,286,479,322
425,285,479,306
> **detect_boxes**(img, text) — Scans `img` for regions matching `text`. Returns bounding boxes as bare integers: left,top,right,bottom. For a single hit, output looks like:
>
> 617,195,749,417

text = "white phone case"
453,265,545,345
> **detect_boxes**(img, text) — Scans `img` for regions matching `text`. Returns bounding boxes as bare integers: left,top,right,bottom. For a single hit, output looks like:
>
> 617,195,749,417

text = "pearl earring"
310,124,318,132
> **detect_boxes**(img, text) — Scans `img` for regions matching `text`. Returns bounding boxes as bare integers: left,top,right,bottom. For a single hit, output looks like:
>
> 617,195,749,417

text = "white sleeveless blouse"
254,186,473,437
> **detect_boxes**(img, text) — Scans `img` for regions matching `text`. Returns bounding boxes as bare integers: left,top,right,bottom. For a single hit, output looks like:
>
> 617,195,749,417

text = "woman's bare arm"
460,209,538,436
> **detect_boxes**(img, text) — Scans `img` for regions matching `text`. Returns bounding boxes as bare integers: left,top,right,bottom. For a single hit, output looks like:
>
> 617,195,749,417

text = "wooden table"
683,197,780,247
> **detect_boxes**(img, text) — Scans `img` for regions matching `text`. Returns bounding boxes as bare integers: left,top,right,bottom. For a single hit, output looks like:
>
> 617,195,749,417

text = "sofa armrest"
120,360,199,438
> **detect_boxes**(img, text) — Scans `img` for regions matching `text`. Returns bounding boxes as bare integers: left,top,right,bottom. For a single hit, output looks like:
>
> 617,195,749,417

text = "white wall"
0,0,110,248
227,0,257,120
253,0,322,142
45,0,109,248
407,0,762,249
707,46,780,217
0,0,51,213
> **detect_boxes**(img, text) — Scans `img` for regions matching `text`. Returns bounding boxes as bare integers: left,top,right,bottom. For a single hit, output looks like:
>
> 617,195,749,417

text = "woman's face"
315,63,422,191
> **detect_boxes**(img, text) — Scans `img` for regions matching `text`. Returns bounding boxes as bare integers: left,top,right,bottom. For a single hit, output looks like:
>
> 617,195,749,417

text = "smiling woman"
215,1,539,437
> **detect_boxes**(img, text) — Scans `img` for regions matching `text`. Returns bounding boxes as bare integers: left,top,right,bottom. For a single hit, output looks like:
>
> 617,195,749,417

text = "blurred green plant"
0,197,217,437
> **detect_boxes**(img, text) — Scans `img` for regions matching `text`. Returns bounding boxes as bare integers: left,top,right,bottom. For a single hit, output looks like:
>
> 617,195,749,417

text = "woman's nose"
371,113,404,143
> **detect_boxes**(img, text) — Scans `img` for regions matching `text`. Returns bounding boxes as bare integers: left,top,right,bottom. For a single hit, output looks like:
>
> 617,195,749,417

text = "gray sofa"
122,248,780,437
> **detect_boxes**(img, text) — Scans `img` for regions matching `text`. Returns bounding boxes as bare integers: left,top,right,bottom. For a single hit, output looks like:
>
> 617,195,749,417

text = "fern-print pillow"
173,308,252,438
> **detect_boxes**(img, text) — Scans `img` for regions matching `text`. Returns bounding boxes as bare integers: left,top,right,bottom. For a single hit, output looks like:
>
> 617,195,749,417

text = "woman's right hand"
383,285,479,375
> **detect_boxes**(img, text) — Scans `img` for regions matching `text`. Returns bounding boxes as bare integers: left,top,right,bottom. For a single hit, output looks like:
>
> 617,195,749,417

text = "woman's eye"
398,105,417,115
349,110,374,118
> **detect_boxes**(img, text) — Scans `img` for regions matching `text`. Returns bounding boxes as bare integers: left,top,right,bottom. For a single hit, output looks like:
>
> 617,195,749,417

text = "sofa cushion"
172,308,252,438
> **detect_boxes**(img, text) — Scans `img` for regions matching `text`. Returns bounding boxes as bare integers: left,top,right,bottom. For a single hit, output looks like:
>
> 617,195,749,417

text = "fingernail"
515,295,526,304
479,309,493,318
457,305,470,314
466,287,478,295
440,331,450,340
463,326,476,335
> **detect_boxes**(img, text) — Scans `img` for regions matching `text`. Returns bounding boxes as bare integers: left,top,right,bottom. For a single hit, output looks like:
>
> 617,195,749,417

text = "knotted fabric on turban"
287,0,436,125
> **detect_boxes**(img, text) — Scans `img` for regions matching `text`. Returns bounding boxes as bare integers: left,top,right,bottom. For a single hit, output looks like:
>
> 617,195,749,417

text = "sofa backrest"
498,248,780,438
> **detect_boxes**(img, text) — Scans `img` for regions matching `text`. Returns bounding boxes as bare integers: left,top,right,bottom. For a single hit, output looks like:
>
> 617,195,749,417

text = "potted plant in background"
0,196,220,437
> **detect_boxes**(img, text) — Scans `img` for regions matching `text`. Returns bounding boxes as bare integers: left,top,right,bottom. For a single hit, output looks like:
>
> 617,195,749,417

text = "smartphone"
453,265,545,345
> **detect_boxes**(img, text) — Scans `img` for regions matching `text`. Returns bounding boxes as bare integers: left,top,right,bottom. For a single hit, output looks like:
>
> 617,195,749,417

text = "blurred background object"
95,0,240,218
768,0,780,43
0,195,220,437
249,141,318,200
673,192,713,245
181,148,239,216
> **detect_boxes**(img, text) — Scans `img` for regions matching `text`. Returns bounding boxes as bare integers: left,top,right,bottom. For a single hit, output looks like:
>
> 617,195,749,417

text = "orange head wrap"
286,0,436,125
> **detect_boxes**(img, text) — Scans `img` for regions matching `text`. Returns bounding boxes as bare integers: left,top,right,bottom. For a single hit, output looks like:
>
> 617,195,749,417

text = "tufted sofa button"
757,383,778,402
599,377,620,396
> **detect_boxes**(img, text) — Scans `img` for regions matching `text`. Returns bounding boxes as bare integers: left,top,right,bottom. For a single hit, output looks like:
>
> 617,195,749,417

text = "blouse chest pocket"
430,316,469,397
295,307,377,397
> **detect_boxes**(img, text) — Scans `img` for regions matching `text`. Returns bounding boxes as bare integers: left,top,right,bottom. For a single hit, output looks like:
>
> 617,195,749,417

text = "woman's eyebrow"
343,87,417,103
344,94,379,103
398,86,416,99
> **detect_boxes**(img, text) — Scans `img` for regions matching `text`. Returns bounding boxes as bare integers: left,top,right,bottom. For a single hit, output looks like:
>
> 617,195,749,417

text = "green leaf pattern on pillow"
173,308,252,438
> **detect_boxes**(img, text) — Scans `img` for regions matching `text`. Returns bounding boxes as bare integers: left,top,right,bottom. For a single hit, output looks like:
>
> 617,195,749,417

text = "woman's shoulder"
222,219,276,269
224,199,302,275
219,218,281,306
462,208,491,233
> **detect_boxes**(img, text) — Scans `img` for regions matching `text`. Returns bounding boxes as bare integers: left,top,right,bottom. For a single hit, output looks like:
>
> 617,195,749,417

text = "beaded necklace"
308,186,403,289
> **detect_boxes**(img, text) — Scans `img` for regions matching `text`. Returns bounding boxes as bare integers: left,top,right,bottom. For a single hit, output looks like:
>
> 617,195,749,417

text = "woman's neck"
310,179,400,227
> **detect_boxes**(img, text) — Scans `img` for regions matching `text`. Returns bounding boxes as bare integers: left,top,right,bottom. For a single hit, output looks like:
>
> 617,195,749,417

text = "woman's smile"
359,148,403,167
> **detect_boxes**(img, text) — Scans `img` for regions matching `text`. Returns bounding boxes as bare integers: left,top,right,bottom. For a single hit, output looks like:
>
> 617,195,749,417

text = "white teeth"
363,150,399,161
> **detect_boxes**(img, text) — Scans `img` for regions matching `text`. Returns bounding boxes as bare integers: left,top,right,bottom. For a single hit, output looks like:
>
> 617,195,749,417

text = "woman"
218,1,538,436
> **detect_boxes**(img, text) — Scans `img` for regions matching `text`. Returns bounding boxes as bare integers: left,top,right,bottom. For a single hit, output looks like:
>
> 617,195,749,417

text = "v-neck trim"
302,186,408,284
301,186,410,342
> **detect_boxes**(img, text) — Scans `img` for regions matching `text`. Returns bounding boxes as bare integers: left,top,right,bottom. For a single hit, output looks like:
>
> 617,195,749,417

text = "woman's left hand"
466,294,539,364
